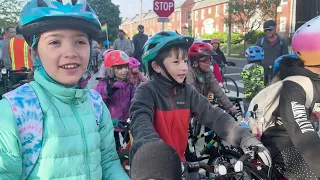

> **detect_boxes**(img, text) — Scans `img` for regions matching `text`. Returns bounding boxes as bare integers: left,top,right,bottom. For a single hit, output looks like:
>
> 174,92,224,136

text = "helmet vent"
307,25,311,27
37,0,48,7
297,52,301,56
57,0,62,3
158,31,171,36
147,43,157,51
71,0,78,5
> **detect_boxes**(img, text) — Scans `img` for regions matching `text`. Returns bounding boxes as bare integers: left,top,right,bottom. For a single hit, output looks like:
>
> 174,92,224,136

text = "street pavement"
224,57,247,98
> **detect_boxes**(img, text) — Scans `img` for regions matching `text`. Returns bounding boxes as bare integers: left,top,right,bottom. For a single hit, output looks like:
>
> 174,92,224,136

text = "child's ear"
151,61,162,73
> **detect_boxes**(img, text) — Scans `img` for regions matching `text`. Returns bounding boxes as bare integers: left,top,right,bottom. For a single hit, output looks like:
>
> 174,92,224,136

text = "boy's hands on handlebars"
229,106,238,114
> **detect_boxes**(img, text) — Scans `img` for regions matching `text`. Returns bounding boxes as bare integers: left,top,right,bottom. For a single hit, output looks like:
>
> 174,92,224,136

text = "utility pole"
227,2,232,56
140,0,143,23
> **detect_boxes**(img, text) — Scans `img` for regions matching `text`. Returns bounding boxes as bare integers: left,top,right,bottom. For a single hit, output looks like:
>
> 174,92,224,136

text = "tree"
88,0,121,43
0,0,22,28
225,0,281,55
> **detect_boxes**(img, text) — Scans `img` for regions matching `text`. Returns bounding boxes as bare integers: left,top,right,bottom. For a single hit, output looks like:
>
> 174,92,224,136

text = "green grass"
220,43,255,56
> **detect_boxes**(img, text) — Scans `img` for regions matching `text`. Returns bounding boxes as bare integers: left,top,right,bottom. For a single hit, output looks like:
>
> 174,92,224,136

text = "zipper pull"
173,88,177,95
77,98,86,110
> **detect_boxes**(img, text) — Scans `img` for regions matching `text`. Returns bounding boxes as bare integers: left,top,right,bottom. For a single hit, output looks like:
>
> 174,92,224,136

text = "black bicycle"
185,128,268,179
191,97,244,138
0,67,31,95
219,64,240,97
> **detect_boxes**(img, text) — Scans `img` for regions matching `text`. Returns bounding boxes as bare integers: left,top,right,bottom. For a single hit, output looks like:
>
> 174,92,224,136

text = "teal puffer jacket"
0,70,129,179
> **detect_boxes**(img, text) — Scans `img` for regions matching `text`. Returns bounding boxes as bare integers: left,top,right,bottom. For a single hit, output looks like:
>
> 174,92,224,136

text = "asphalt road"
220,57,247,98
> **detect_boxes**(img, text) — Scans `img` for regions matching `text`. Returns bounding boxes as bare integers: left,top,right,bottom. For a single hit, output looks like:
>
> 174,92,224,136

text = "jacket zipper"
72,98,90,179
169,88,176,110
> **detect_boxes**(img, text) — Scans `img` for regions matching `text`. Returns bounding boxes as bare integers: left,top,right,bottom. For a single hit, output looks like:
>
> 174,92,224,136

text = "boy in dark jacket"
129,31,271,168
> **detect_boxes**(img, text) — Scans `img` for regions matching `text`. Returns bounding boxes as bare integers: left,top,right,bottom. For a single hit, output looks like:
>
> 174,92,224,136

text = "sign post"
153,0,175,31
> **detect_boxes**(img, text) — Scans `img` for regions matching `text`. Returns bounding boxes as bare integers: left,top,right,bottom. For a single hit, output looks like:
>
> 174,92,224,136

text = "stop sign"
153,0,175,18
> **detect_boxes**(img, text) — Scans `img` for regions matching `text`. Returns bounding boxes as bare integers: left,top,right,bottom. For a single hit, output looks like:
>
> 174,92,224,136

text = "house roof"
143,10,158,20
192,0,228,11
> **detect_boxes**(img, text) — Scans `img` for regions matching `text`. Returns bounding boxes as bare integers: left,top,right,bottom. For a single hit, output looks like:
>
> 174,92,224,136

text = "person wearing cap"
256,19,289,84
132,25,148,72
113,29,134,56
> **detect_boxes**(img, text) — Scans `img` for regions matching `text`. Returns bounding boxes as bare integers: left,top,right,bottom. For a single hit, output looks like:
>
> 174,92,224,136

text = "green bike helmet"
142,31,194,74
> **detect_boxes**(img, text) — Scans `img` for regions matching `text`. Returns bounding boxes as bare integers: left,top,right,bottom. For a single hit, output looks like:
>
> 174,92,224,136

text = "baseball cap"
138,25,144,30
263,20,276,30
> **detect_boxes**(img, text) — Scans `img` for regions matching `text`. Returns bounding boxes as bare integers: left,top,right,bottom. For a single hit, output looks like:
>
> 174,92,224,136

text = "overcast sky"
112,0,184,18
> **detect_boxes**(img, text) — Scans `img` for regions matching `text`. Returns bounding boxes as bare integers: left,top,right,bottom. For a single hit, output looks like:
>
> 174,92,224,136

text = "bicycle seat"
229,96,243,102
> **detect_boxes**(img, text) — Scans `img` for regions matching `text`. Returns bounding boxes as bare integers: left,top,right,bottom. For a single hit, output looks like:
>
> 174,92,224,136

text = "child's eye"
173,61,179,64
48,40,60,45
184,60,189,64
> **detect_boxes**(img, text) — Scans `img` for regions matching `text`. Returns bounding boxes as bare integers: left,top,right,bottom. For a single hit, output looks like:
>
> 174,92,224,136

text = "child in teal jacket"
0,0,129,179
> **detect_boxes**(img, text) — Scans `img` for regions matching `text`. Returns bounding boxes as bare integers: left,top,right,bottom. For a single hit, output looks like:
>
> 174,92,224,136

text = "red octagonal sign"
153,0,175,18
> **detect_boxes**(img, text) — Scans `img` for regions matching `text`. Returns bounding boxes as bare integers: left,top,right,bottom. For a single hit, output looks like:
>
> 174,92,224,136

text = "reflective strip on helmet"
9,39,15,70
23,41,29,68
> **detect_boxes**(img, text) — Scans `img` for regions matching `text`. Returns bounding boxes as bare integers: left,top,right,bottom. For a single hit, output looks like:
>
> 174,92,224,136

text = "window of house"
201,9,205,19
281,0,288,4
280,17,287,32
224,4,228,15
188,12,192,20
195,27,198,34
233,24,239,33
195,10,198,21
223,23,227,32
208,8,212,14
216,6,220,17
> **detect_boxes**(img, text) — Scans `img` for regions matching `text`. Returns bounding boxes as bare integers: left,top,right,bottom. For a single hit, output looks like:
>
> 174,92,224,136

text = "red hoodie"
213,61,223,83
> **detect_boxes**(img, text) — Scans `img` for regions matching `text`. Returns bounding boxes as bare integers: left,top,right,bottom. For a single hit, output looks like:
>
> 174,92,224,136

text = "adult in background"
1,27,16,68
6,26,32,85
113,29,134,56
132,25,148,72
256,19,289,84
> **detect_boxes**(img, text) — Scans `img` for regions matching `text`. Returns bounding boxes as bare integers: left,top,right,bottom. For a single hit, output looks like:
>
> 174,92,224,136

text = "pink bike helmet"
211,38,220,44
292,16,320,66
129,57,141,69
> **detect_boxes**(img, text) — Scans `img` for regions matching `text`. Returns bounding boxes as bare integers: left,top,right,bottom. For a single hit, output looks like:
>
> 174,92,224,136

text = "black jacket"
261,67,320,177
132,33,148,60
130,74,261,161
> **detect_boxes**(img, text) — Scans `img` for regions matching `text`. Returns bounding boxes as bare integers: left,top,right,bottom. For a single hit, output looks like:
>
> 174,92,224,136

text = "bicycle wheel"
223,77,239,97
207,150,268,180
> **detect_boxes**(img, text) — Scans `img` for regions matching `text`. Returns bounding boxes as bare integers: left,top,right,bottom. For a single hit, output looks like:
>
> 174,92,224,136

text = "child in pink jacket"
128,57,148,87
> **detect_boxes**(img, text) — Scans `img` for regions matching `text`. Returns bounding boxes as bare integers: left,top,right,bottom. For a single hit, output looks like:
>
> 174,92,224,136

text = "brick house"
120,0,196,38
120,0,305,40
191,0,229,37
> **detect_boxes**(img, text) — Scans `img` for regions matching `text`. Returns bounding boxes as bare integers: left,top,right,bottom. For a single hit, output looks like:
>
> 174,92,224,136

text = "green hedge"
246,30,264,44
200,32,243,44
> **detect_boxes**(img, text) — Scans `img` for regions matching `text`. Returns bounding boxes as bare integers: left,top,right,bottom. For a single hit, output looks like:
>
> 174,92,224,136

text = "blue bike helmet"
245,46,264,62
273,54,299,74
19,0,101,86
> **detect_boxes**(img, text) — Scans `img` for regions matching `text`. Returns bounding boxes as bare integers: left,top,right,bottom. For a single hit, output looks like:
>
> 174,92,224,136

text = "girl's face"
211,42,219,50
198,56,212,72
114,64,128,80
36,29,90,86
131,67,139,74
